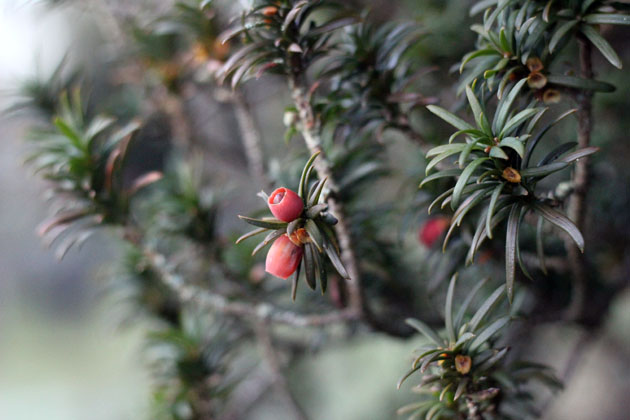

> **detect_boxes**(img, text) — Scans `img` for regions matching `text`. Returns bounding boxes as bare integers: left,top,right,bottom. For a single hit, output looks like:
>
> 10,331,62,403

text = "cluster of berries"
237,154,347,297
265,187,306,279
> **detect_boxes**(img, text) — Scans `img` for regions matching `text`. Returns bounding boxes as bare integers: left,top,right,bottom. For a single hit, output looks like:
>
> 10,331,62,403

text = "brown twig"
254,320,309,420
288,74,414,337
565,37,594,321
160,90,194,146
288,74,364,317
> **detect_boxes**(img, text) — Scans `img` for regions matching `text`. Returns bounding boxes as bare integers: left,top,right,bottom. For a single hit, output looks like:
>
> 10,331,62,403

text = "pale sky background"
0,1,71,85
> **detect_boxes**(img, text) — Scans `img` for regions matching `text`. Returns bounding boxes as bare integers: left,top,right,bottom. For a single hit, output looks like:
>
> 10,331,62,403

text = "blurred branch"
393,120,431,153
254,320,308,420
540,330,595,415
154,89,194,146
521,252,569,274
465,397,482,420
144,248,359,327
87,0,126,46
217,88,268,184
220,369,274,420
560,332,594,384
565,37,593,321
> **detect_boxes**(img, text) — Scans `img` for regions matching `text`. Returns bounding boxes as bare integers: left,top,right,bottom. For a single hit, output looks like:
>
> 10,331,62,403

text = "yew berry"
268,187,304,222
419,217,450,247
265,234,304,280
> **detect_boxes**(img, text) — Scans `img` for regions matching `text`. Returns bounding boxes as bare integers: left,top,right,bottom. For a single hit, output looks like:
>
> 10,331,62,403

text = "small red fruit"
268,187,304,222
265,234,304,279
419,217,450,247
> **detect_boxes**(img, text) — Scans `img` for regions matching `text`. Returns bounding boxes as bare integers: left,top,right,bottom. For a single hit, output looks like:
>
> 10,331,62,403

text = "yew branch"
565,37,593,321
145,248,359,327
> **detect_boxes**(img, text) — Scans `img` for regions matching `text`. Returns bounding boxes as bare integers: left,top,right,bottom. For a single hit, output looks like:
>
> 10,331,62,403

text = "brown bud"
289,228,310,246
455,354,472,374
527,71,548,89
543,88,562,104
502,167,522,184
526,57,544,73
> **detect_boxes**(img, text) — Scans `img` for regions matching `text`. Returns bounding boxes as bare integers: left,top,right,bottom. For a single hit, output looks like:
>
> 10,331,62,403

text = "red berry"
265,234,304,279
268,187,304,222
419,217,450,247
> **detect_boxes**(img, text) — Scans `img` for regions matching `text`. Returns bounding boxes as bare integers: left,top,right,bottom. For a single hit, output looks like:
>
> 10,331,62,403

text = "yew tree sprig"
321,20,437,143
421,80,596,300
236,152,349,299
148,310,244,419
461,0,629,96
26,89,160,259
218,0,358,88
398,275,561,419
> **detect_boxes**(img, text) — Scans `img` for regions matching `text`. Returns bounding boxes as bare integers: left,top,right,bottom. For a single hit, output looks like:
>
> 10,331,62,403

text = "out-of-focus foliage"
149,312,242,420
26,89,152,259
7,57,81,118
321,21,437,142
